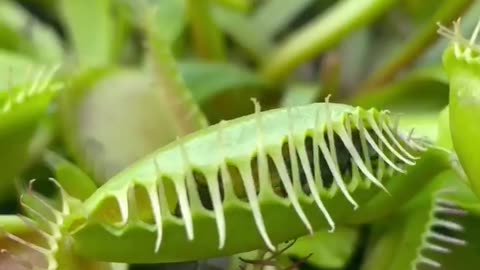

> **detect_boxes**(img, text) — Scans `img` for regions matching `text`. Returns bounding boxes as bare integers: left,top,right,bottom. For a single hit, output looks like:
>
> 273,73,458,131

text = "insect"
3,98,443,268
438,18,480,199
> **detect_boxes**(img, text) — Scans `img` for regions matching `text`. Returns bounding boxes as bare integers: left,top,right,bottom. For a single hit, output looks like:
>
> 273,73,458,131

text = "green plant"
439,18,480,199
1,0,480,270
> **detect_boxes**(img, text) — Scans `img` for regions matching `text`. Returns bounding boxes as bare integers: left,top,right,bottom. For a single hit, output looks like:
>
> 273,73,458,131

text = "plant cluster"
0,0,479,270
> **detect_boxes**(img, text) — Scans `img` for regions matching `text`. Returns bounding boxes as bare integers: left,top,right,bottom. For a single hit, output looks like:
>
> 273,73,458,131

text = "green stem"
260,0,395,84
187,0,226,60
359,0,473,90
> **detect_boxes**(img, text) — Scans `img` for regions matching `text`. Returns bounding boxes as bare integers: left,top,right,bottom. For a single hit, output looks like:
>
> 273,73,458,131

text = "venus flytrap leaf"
0,66,62,202
58,100,429,263
360,164,478,270
439,17,480,199
346,147,450,224
0,50,40,90
0,215,48,270
0,216,32,234
0,180,127,270
360,192,465,270
43,151,97,201
282,226,360,269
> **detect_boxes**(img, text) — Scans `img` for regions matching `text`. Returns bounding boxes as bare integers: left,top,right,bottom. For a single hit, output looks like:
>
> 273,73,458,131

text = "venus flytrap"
0,179,127,270
439,17,480,199
68,99,432,263
359,99,480,270
360,184,469,270
1,98,453,269
0,66,62,202
1,3,475,270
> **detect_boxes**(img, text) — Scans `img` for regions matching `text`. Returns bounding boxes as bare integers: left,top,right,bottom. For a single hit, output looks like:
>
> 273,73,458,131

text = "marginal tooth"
217,120,236,200
403,129,428,152
313,108,327,192
323,98,358,209
28,67,46,96
367,112,415,166
469,18,480,45
219,161,236,200
287,107,302,192
239,164,275,251
435,206,467,216
433,219,464,232
428,232,467,246
206,171,226,249
375,140,385,182
354,115,372,173
345,116,364,191
435,198,459,208
437,24,455,38
271,153,313,235
381,115,419,160
47,178,70,215
38,65,60,91
20,201,59,237
178,138,203,213
409,139,428,152
417,256,441,268
146,181,163,253
318,137,358,209
336,122,389,194
154,160,172,214
115,191,129,226
325,97,340,172
297,143,335,232
252,98,273,194
174,178,194,241
26,192,62,225
348,160,361,191
16,215,53,243
358,120,405,174
424,242,451,253
0,230,50,254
